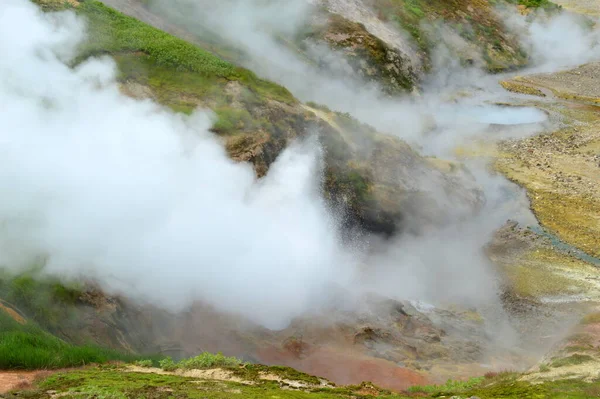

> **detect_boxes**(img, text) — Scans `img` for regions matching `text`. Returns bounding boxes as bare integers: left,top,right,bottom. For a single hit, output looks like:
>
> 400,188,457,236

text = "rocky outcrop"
325,0,528,73
302,14,419,94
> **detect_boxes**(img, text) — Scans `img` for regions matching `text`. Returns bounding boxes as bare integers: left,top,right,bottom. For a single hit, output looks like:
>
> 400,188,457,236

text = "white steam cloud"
0,0,357,329
502,6,600,72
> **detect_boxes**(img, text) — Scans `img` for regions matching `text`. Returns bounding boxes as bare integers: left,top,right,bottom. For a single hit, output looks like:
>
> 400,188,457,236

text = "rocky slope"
130,0,530,92
65,0,481,236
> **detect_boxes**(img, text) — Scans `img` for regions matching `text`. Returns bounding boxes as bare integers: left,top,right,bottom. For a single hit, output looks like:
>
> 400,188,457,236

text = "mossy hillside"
0,308,155,370
32,0,323,182
35,0,485,236
75,1,293,103
0,268,84,335
370,0,530,72
0,267,176,356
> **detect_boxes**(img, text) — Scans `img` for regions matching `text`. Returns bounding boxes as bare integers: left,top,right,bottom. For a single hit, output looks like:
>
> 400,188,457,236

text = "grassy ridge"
77,1,294,104
78,1,234,76
0,269,83,334
0,310,157,370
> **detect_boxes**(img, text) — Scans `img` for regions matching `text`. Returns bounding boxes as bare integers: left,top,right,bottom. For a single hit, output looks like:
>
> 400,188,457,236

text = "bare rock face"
303,13,419,94
307,0,423,74
306,106,483,236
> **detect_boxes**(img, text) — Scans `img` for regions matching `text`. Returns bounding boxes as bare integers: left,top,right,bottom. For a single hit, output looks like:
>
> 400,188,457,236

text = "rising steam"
2,0,597,337
0,0,358,329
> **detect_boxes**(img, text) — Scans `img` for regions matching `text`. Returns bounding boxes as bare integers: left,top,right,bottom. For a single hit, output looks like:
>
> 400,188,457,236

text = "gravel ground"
520,63,600,101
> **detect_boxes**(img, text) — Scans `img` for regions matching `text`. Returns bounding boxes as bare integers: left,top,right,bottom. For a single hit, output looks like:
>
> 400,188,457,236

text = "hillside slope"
43,0,481,236
126,0,532,95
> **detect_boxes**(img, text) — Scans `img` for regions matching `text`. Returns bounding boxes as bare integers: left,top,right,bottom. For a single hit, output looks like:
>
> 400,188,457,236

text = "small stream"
528,225,600,266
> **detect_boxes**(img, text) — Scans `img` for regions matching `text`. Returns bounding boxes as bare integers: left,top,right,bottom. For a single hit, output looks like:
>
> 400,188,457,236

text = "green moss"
212,107,260,135
551,354,594,368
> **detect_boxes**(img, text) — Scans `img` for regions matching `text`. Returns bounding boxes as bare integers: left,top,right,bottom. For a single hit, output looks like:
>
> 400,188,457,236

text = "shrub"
134,359,153,368
178,352,242,369
159,357,178,372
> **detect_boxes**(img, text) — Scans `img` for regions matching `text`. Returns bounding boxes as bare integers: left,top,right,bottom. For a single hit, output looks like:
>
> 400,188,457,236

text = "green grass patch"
35,0,295,107
0,310,151,370
0,268,84,333
156,352,243,372
212,107,262,134
133,359,153,368
77,1,234,76
76,1,294,104
551,354,595,368
540,363,551,372
170,352,243,370
408,377,484,394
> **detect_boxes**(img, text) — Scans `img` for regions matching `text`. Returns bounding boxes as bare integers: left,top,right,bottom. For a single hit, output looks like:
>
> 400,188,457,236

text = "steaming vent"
475,105,548,127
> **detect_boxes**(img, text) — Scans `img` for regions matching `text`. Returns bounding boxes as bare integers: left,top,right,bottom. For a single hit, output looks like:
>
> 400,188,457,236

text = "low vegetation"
155,352,243,372
0,268,85,333
0,310,151,370
6,364,600,398
408,377,484,395
507,0,561,9
303,14,416,94
551,354,595,368
370,0,530,72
